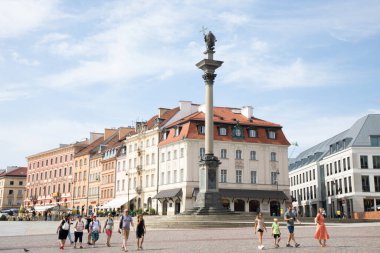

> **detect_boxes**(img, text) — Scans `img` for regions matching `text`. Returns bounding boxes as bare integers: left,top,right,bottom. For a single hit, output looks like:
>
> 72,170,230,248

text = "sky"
1,0,380,168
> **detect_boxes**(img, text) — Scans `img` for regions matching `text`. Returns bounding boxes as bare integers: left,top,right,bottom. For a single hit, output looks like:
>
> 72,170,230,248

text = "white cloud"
0,84,32,102
0,119,103,168
11,51,39,66
0,0,60,38
218,12,250,28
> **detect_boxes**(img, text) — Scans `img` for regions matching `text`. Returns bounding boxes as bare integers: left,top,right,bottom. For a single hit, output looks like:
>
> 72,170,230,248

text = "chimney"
89,132,104,143
241,106,253,119
118,127,134,140
104,128,118,140
158,108,170,118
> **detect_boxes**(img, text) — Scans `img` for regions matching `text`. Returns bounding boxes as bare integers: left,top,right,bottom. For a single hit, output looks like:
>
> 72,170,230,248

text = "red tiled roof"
0,167,27,177
159,107,290,146
75,137,105,157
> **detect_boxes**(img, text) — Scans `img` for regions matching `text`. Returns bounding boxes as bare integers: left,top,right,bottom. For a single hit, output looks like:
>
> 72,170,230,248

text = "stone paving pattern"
0,221,379,253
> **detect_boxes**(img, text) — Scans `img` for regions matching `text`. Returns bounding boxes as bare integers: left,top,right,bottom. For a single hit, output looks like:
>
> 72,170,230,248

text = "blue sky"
1,0,380,168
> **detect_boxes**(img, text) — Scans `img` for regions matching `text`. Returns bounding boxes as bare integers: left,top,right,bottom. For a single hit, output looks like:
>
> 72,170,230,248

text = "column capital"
202,73,217,84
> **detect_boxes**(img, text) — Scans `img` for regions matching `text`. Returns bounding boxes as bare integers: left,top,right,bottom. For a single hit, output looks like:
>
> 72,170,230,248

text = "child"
136,214,146,250
254,212,267,250
271,218,281,248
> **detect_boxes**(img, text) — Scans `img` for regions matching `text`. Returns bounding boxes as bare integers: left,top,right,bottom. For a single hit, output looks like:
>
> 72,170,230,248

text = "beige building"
73,133,103,215
0,167,27,210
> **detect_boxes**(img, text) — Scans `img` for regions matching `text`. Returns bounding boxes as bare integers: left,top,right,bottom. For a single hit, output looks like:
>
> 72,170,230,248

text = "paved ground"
0,221,379,253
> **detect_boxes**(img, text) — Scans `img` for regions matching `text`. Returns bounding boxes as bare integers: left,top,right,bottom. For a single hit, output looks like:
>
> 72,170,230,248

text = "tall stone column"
193,31,225,213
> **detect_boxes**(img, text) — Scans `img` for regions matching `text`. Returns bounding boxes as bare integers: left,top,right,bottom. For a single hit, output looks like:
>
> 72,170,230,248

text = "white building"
155,102,290,216
289,114,380,218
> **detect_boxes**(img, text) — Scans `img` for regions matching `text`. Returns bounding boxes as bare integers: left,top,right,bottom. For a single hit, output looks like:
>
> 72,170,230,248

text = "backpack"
62,221,69,230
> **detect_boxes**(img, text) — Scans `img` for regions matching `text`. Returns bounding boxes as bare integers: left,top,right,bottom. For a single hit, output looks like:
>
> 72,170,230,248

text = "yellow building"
0,167,27,210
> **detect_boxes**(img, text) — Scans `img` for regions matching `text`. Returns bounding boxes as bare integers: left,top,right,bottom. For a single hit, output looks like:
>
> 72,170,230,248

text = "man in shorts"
284,205,301,247
119,209,134,252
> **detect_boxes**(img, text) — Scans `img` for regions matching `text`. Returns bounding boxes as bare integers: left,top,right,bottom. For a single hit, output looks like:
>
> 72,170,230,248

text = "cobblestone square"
0,221,379,253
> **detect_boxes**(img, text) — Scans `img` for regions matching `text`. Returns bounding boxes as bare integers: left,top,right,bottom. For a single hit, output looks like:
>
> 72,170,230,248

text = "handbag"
62,221,70,230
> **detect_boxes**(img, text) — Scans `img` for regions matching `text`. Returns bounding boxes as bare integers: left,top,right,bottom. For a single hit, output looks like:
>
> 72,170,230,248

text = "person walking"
84,215,92,245
254,212,267,250
284,205,301,248
314,208,330,247
66,214,74,245
119,209,134,252
103,213,114,247
56,215,70,250
271,218,281,248
74,215,85,249
136,214,146,250
89,215,101,248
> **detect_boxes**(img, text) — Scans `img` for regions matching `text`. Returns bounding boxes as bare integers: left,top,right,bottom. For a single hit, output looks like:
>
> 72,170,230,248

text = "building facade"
155,103,290,216
24,141,87,212
289,114,380,219
0,167,27,210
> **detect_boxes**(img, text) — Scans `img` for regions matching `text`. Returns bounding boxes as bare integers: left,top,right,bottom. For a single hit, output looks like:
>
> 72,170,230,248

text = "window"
344,177,348,193
151,174,155,187
270,152,277,161
334,162,337,173
370,135,380,146
250,171,257,184
180,148,184,158
117,180,120,191
347,157,351,170
19,181,23,186
221,149,227,159
362,176,370,192
175,127,181,136
167,151,171,161
348,176,352,192
326,164,330,176
146,175,149,187
173,170,177,183
338,160,341,172
161,153,165,162
10,181,14,185
233,127,243,137
235,150,242,160
314,185,317,199
374,176,380,192
343,158,346,171
151,153,155,164
360,156,368,169
180,169,184,182
167,171,171,184
160,172,164,185
250,151,257,160
122,179,125,191
271,172,277,185
268,130,276,139
236,170,242,183
9,190,13,195
373,156,380,169
174,150,177,159
248,129,257,138
219,127,227,136
198,125,205,134
313,169,315,180
200,148,205,158
221,169,227,183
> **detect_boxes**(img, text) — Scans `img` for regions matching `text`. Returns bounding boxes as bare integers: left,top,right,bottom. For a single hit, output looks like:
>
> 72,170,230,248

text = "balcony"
136,165,143,175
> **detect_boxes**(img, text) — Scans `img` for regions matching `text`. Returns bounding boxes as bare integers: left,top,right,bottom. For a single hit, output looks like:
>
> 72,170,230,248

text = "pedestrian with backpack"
89,215,101,248
74,215,85,249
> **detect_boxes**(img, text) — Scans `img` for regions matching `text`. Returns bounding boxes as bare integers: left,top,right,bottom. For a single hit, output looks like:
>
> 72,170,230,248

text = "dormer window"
162,130,169,140
219,127,227,136
232,124,244,138
268,130,276,139
198,125,205,134
248,129,257,138
175,126,182,137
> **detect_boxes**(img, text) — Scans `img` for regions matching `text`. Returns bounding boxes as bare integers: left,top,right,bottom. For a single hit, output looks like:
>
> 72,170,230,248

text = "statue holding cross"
204,31,216,51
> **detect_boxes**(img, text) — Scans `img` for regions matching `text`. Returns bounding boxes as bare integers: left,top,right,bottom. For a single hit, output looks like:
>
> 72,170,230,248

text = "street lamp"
96,176,100,214
71,181,75,212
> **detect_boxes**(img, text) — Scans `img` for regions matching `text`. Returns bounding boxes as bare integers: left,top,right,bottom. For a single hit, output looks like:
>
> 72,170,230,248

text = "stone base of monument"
181,192,234,215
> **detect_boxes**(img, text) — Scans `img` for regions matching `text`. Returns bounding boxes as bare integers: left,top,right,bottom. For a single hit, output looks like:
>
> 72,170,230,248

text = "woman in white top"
74,216,85,249
254,212,267,250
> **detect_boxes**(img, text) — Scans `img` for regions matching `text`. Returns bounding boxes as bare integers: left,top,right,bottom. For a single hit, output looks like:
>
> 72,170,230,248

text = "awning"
32,205,56,212
193,188,288,200
153,188,182,199
102,196,130,209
